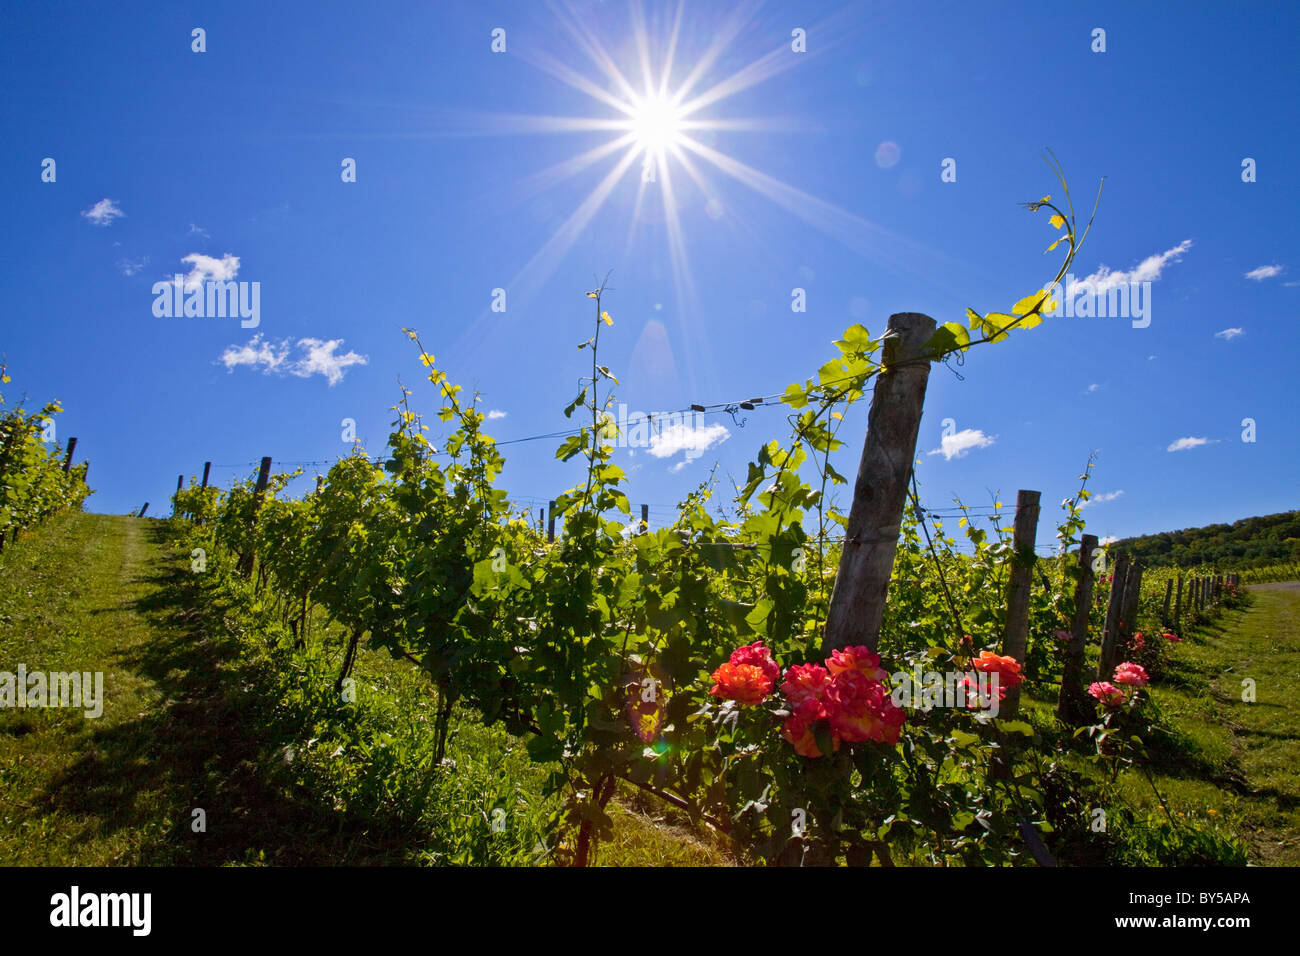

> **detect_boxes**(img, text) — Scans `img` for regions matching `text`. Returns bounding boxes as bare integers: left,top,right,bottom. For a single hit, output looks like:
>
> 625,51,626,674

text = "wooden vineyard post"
1161,579,1173,628
138,503,149,518
315,475,324,495
1174,574,1183,634
1116,562,1143,665
201,461,211,489
821,313,936,656
547,500,557,543
62,437,78,472
640,503,649,534
999,490,1041,720
1058,533,1097,724
174,474,183,515
237,456,273,578
1098,554,1130,679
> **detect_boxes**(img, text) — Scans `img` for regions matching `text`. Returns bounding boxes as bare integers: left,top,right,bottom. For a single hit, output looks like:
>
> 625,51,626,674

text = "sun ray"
510,132,638,205
675,133,960,282
544,0,641,106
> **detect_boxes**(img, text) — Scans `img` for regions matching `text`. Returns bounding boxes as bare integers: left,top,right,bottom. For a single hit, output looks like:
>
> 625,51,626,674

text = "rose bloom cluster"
1088,661,1149,709
710,641,905,758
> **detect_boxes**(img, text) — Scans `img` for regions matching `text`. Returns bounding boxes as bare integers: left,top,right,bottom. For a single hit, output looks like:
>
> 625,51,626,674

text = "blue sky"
3,0,1296,547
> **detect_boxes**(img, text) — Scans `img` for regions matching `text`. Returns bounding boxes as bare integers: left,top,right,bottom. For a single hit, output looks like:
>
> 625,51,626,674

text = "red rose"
781,698,836,758
824,670,906,745
971,651,1024,692
780,662,831,707
709,662,774,706
729,641,781,685
826,645,887,682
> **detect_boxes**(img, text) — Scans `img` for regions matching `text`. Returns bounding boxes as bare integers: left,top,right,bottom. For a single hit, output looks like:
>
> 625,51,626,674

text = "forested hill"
1111,510,1300,569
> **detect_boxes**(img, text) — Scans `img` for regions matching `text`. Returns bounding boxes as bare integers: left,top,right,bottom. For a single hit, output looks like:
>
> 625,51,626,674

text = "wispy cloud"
1215,327,1245,340
81,198,124,226
928,428,995,461
177,253,240,292
1087,383,1101,393
648,421,730,459
1167,436,1210,452
118,256,149,276
1080,490,1124,509
1073,239,1192,294
220,335,367,386
1099,535,1119,545
188,223,209,238
486,409,508,420
1245,264,1283,281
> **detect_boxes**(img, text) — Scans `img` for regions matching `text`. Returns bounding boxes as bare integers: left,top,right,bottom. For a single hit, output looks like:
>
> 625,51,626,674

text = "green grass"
1119,583,1300,865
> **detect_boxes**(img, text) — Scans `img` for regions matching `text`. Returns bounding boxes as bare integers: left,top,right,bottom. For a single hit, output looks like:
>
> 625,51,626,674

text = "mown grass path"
1126,582,1300,865
1214,583,1300,864
0,512,371,864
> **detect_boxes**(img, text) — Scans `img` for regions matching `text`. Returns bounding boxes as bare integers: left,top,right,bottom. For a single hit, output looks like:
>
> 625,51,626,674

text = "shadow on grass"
35,522,418,865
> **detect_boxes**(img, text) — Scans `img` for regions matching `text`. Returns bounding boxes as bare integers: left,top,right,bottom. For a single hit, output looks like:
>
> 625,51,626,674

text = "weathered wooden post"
1174,574,1183,634
1098,555,1131,679
1058,533,1097,724
174,474,183,515
822,313,936,656
547,500,557,543
1116,562,1143,664
999,490,1041,719
640,503,649,534
62,437,78,472
315,475,324,495
138,502,149,518
1161,579,1173,628
238,456,273,577
201,461,212,489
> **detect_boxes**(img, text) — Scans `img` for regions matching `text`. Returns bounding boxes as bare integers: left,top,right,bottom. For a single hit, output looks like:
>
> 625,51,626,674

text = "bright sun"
627,92,684,154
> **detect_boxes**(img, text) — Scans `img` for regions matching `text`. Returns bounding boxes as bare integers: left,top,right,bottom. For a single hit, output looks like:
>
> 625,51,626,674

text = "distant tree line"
1111,510,1300,569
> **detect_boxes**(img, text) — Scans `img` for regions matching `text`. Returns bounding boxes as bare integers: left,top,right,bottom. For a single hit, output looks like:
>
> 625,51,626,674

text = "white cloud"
1087,383,1101,393
648,421,730,459
668,461,688,473
189,223,209,238
1073,239,1192,295
1167,436,1209,452
1080,490,1124,509
1215,327,1245,340
928,428,995,461
178,252,240,292
291,338,368,386
118,256,149,276
1148,355,1157,360
1245,264,1283,281
220,335,367,386
1099,535,1119,545
220,335,289,374
81,198,124,226
486,409,508,420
